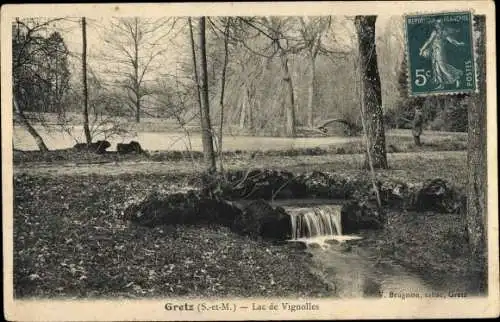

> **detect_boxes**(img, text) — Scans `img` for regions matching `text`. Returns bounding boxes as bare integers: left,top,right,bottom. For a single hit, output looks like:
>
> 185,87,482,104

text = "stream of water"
280,201,435,298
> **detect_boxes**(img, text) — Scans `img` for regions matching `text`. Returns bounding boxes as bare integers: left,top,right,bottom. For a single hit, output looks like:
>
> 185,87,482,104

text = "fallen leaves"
13,173,331,299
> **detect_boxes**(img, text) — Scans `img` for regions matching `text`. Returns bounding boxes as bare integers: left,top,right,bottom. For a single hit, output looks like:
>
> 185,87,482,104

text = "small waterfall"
287,205,343,239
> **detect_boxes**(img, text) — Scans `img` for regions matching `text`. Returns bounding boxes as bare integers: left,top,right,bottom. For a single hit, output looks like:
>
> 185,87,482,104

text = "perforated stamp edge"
402,9,480,97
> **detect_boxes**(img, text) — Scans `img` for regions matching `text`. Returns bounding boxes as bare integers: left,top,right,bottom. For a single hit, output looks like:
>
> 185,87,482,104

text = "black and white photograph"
2,2,498,320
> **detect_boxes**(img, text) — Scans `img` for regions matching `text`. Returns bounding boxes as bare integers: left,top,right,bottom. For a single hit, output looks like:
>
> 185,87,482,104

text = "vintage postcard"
2,1,498,320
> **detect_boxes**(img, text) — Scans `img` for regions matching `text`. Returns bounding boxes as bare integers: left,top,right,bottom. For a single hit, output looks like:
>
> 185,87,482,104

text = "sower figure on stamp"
419,19,465,90
412,105,423,146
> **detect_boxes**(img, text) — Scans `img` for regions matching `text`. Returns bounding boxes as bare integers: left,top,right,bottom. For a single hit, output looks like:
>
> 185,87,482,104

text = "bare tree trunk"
467,15,487,292
357,59,382,209
135,98,140,123
14,97,49,152
247,86,254,131
134,18,140,123
81,17,92,144
307,56,316,128
188,18,203,122
239,91,247,129
54,54,59,113
355,15,387,169
218,18,230,174
280,54,296,137
197,17,216,173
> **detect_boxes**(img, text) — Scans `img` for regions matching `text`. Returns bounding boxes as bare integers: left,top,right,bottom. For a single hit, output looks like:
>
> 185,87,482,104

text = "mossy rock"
222,169,307,200
73,140,111,154
412,178,465,213
232,199,292,240
125,191,241,228
341,200,385,234
297,171,353,199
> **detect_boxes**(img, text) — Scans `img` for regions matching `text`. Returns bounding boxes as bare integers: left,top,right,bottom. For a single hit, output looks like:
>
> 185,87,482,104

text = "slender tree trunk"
357,58,382,209
135,96,140,123
280,54,296,137
239,90,247,129
14,97,49,152
81,17,92,144
247,86,254,131
134,18,140,123
307,55,316,128
188,18,203,123
467,15,487,292
218,18,230,174
197,17,216,173
54,54,59,113
355,15,387,169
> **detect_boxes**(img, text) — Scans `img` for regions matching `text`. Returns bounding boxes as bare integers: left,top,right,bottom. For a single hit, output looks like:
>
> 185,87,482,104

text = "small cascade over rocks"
284,204,362,248
287,205,343,239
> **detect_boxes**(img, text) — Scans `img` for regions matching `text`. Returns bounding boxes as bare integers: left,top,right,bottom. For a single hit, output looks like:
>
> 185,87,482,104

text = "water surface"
13,126,360,152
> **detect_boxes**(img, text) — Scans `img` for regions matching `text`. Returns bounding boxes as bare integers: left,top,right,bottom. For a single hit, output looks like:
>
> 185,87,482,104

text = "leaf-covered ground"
12,150,474,298
357,210,484,295
13,174,331,299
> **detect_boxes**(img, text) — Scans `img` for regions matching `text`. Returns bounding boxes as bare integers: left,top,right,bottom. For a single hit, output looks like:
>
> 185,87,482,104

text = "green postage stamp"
405,11,476,96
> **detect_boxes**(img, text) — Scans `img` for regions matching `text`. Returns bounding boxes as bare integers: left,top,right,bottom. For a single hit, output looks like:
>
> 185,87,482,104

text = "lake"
13,125,464,152
13,125,362,152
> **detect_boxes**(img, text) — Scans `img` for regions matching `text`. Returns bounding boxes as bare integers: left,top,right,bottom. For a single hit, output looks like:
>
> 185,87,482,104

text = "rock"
124,191,197,226
117,141,145,154
126,191,295,241
297,171,331,198
73,143,86,151
73,140,111,154
298,171,352,199
340,200,385,234
378,179,409,209
125,191,241,227
304,252,314,258
232,199,291,240
287,241,308,250
413,179,465,213
224,169,307,200
340,243,352,253
308,242,321,249
198,198,242,227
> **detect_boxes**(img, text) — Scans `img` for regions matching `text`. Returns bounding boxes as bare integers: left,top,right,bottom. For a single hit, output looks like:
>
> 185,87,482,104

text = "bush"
431,106,467,132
